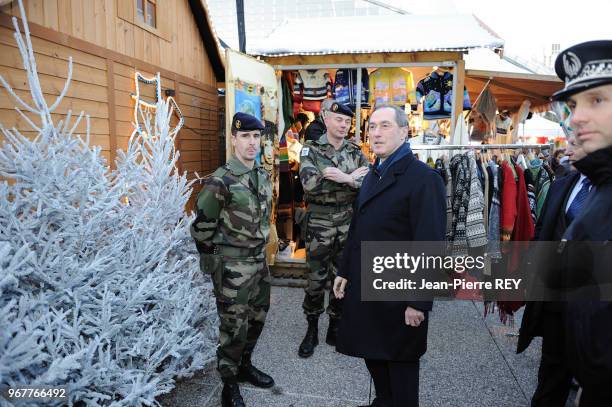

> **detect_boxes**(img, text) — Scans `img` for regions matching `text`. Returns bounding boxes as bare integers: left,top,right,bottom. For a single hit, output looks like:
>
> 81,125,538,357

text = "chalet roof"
249,14,504,56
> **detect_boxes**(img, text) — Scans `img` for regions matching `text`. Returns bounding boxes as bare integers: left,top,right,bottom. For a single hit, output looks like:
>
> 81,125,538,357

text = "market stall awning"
465,70,563,111
249,14,504,57
518,115,565,138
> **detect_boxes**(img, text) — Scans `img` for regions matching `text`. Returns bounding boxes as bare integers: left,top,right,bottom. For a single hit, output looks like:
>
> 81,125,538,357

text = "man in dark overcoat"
546,40,612,406
333,104,447,407
517,133,585,406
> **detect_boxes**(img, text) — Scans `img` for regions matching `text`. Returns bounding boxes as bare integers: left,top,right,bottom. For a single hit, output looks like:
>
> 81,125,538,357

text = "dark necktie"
566,178,592,223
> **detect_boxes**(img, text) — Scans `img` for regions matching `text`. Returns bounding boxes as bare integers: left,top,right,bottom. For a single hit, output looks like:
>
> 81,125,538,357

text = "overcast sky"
381,0,611,60
451,0,612,58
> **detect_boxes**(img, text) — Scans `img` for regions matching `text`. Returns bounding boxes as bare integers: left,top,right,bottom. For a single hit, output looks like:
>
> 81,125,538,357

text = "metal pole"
355,68,362,143
450,61,458,137
236,0,246,53
409,143,551,150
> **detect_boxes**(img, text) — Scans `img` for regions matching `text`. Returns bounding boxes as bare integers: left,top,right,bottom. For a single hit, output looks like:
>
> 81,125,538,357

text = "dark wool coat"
563,146,612,387
517,171,579,354
336,151,447,361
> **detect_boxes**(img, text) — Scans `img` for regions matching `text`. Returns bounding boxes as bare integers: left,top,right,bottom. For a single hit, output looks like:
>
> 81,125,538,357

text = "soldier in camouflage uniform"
191,112,273,407
298,102,370,358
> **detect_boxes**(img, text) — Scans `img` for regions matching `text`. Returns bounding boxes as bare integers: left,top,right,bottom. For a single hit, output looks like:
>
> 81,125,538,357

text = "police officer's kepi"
328,102,354,118
232,112,264,132
552,40,612,101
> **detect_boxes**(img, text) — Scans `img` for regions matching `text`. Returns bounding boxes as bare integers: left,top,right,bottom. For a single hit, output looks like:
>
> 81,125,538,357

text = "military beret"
552,40,612,101
232,112,264,132
328,102,354,118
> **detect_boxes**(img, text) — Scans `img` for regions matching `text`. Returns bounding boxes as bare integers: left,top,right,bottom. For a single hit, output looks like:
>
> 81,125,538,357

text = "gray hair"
320,98,335,113
371,104,408,127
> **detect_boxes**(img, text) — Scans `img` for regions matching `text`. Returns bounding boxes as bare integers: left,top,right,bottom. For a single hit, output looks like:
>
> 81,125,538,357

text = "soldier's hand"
323,167,351,184
405,306,425,327
350,166,370,179
333,276,348,299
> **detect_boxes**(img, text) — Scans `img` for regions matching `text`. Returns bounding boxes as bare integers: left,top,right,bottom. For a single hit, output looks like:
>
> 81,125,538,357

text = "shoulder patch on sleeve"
301,147,310,157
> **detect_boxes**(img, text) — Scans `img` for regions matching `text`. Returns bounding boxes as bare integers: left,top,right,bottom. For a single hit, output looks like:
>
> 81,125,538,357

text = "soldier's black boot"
298,314,319,358
325,317,339,346
221,379,245,407
237,353,274,388
358,398,391,407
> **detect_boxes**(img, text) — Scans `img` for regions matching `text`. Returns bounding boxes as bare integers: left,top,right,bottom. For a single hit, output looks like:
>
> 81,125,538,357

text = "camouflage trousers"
303,209,352,318
212,256,271,380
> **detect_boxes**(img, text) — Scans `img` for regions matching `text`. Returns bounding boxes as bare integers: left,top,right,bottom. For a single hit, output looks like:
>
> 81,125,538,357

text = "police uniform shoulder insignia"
301,147,310,157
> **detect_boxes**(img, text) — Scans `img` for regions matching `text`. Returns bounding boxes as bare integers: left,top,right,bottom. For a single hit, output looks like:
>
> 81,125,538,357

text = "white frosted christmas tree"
0,1,217,405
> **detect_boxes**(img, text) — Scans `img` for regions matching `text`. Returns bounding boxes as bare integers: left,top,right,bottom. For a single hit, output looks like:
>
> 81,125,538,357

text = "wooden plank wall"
4,0,216,87
0,0,221,210
0,24,113,163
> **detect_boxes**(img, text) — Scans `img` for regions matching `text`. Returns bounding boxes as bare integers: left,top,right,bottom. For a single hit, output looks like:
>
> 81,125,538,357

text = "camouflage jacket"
299,133,369,206
190,156,272,251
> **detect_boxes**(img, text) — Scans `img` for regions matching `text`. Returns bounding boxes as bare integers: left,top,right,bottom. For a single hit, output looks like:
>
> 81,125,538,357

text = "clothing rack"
409,143,553,150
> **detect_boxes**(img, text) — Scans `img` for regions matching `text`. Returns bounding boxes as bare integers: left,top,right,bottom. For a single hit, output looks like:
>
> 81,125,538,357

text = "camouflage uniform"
191,156,272,380
299,134,369,318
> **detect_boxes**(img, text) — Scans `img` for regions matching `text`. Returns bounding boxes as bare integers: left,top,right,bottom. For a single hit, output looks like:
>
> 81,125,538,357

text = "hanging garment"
500,161,518,241
470,87,497,142
301,99,322,114
469,111,491,142
523,167,537,224
475,88,497,123
497,163,534,321
481,160,490,233
288,71,302,117
449,154,471,255
487,161,502,260
434,158,448,185
466,152,488,248
333,68,370,109
411,127,448,162
262,88,278,123
513,164,535,242
296,69,332,101
416,71,471,120
445,157,453,240
528,159,553,220
495,114,513,142
368,68,417,108
516,154,528,170
281,72,295,136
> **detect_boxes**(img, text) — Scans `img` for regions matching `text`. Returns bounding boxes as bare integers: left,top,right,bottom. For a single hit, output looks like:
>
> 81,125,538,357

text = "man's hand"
350,166,370,180
323,167,351,184
333,276,348,299
405,306,425,327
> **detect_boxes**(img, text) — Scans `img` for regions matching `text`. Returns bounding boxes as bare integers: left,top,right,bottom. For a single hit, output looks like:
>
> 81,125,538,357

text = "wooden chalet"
0,0,225,208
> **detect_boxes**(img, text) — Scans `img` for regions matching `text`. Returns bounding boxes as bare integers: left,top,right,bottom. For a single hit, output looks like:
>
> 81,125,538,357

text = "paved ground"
159,286,564,407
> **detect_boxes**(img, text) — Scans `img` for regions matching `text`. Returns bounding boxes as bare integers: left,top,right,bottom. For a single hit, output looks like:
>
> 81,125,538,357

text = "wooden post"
452,59,466,134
